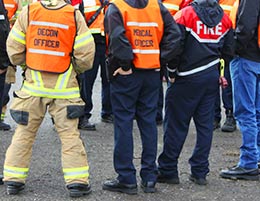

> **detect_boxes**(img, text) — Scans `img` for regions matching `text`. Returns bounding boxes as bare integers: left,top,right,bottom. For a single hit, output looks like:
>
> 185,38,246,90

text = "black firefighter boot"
221,110,237,132
6,181,25,195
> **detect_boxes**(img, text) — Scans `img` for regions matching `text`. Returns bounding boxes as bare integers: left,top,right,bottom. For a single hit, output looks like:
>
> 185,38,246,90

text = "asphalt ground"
0,69,259,201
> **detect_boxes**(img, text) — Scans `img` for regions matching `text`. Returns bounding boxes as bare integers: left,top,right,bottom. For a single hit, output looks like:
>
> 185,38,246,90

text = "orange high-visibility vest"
112,0,163,69
3,0,18,20
26,2,76,73
84,0,105,35
219,0,236,16
162,0,183,16
229,0,239,29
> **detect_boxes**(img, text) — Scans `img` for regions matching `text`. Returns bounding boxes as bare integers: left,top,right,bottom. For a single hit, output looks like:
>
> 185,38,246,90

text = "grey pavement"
0,68,259,201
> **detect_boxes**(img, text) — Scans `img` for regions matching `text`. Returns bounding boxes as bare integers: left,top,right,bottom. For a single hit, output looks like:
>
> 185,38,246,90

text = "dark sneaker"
141,181,156,193
220,166,259,181
0,121,11,131
67,183,92,197
221,115,236,132
101,115,114,123
78,117,96,131
6,181,25,195
213,119,220,130
0,175,3,185
102,179,137,195
189,175,207,185
157,173,180,184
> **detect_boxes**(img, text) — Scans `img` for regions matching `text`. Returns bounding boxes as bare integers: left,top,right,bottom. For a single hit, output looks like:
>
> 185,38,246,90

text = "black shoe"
67,183,92,197
189,175,207,185
6,181,25,195
78,117,96,131
220,166,259,181
213,119,220,130
0,121,11,131
0,175,3,185
101,115,114,123
157,173,180,184
102,179,137,195
221,112,236,132
141,181,156,193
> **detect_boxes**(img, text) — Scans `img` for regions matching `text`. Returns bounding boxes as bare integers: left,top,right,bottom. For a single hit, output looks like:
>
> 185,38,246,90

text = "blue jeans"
230,57,260,169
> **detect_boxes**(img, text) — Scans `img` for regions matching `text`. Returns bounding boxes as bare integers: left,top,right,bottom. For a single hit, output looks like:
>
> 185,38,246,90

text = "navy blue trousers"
80,43,112,119
158,67,219,179
0,72,6,116
111,70,160,184
214,56,233,121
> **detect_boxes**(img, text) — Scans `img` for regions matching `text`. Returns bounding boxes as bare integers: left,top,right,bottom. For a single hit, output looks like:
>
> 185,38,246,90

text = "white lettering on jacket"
196,21,222,36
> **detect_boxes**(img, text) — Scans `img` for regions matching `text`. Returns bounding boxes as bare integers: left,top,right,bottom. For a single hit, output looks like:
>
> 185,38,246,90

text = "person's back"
4,0,96,197
157,0,234,185
103,0,182,194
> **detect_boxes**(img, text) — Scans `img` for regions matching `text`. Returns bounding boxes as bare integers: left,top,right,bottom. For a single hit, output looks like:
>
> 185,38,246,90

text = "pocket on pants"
10,91,32,125
66,98,85,119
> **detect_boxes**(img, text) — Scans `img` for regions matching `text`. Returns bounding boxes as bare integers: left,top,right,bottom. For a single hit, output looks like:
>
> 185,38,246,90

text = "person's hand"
168,77,175,83
0,69,7,75
113,67,132,76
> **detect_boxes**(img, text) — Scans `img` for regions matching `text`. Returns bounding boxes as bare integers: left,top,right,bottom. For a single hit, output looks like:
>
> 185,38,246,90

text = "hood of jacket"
191,0,223,28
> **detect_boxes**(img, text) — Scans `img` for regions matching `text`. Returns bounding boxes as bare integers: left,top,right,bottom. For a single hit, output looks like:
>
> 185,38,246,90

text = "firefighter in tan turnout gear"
3,0,95,198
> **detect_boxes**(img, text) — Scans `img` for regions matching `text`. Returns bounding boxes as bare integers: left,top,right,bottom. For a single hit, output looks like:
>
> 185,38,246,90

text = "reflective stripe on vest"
63,166,89,180
84,0,104,34
26,2,76,73
3,0,18,20
21,65,80,99
229,0,239,29
162,0,182,16
4,165,29,179
112,0,163,69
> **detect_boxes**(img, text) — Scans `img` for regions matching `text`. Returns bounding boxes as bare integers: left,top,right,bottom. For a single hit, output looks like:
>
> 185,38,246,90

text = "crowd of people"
0,0,259,198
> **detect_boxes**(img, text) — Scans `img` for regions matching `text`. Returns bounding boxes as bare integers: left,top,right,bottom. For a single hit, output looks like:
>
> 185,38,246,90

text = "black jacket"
170,0,234,77
235,0,260,62
0,0,10,70
104,0,182,73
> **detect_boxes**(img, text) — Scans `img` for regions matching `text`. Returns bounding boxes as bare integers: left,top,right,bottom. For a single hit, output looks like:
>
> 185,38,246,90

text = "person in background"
0,0,11,182
157,0,234,185
102,0,182,194
3,0,95,197
213,0,237,132
78,0,112,131
220,0,260,181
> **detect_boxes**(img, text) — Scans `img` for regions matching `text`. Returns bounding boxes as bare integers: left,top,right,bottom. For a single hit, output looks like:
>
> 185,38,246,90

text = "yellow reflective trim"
63,166,89,173
4,165,29,179
74,31,94,49
22,82,80,99
55,65,73,89
64,173,89,180
163,3,179,11
4,172,28,179
31,70,44,87
10,27,25,44
4,166,29,172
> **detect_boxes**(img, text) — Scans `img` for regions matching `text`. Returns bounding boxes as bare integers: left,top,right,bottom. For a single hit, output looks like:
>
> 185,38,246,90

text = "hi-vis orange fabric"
84,0,105,34
26,2,76,73
3,0,18,20
229,0,238,29
111,0,163,69
219,0,236,16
